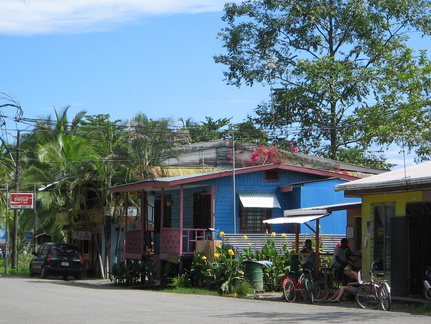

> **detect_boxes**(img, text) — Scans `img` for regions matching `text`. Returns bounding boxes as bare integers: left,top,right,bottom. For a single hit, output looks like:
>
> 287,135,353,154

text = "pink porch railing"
124,228,207,259
124,229,143,257
160,228,206,255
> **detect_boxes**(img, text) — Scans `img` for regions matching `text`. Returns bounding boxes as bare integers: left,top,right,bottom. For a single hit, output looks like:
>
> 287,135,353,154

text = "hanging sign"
10,193,34,209
72,231,91,240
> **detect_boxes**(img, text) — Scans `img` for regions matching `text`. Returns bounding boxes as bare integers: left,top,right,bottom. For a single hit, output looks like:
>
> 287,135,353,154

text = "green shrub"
187,233,294,294
109,257,156,286
231,280,253,296
168,274,191,288
242,233,291,291
188,247,243,294
0,254,33,276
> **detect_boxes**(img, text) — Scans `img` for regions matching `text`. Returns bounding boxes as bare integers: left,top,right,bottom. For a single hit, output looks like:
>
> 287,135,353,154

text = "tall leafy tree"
180,116,231,142
180,116,269,145
215,0,431,166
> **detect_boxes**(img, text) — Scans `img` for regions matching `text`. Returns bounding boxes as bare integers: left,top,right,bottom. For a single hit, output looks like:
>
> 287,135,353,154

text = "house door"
391,217,407,295
406,202,431,296
193,192,211,229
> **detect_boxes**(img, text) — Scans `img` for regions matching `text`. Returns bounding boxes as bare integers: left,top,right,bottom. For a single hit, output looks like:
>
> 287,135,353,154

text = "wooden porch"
123,227,208,260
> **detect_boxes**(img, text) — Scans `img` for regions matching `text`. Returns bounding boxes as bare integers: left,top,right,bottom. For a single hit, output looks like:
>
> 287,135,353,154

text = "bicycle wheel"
355,284,379,309
380,282,391,311
283,279,296,302
304,278,315,304
313,280,330,301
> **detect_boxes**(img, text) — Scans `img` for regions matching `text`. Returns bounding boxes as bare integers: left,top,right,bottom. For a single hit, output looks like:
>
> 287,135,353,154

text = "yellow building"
335,161,431,297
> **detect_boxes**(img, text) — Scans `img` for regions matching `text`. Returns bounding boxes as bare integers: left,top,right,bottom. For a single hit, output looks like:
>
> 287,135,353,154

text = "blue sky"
0,0,421,168
0,1,266,126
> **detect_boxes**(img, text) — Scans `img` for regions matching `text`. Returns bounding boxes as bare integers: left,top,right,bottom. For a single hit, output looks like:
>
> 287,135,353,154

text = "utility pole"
11,130,20,268
231,129,236,234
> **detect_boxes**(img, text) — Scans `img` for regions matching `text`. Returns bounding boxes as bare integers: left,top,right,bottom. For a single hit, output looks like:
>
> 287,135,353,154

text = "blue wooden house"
110,163,363,272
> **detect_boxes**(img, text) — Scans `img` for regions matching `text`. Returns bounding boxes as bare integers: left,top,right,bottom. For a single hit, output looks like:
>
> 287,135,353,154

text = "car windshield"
51,245,81,257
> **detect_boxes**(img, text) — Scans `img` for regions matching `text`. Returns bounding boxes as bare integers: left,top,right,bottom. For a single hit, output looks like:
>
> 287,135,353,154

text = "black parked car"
29,243,83,280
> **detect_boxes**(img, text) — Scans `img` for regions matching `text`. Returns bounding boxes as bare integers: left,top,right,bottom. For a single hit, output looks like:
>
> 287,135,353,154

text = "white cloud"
380,145,416,170
0,0,231,35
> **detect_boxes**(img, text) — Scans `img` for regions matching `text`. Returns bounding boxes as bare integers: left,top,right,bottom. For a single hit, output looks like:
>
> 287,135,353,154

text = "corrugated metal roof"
284,201,361,213
238,192,281,208
335,161,431,192
110,163,359,193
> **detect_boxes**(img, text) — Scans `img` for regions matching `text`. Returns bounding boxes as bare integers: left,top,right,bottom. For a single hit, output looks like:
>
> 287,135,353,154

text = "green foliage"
188,247,243,294
0,253,33,276
215,0,431,165
160,287,220,296
109,258,156,286
185,234,291,294
242,234,291,291
231,280,254,296
181,117,232,143
168,274,191,288
413,301,431,316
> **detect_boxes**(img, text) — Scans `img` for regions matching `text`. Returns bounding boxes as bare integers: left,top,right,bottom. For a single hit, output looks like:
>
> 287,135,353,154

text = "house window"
240,207,271,233
372,204,394,271
265,170,280,182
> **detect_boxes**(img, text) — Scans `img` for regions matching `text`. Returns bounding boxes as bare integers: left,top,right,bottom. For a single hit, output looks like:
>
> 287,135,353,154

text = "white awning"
238,192,281,208
263,213,330,224
284,209,328,216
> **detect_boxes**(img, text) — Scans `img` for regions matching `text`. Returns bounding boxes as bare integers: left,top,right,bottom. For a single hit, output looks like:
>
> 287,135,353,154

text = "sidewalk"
66,278,429,307
252,290,427,312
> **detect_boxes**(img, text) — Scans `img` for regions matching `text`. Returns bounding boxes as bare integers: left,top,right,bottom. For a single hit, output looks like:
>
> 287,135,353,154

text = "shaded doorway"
406,202,431,296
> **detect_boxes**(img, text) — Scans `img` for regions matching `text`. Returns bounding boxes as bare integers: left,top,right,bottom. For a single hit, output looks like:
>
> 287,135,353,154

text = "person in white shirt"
333,238,351,281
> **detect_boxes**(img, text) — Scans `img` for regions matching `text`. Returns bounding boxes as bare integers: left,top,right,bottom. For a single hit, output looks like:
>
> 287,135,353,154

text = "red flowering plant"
246,145,283,166
227,141,299,167
335,168,351,175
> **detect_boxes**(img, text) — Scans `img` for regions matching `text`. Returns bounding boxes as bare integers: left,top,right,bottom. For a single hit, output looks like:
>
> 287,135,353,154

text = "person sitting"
333,238,352,283
300,239,315,270
327,265,361,303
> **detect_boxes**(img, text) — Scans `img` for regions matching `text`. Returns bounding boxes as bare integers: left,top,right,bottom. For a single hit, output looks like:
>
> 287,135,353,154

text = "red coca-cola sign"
10,193,34,209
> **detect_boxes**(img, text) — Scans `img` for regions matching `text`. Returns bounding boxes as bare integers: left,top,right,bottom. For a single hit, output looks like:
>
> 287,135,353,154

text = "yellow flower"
214,252,220,258
243,235,248,239
201,255,207,261
219,231,225,237
281,233,287,238
271,232,276,237
228,249,235,256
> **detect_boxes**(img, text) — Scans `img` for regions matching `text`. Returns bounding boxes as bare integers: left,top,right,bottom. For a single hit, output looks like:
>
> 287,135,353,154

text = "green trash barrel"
243,260,272,292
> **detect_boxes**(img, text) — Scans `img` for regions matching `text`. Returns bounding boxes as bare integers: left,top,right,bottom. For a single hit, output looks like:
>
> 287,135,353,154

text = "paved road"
0,274,429,324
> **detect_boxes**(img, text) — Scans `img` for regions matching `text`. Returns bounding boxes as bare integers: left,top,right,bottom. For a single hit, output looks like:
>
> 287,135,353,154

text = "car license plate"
61,262,69,266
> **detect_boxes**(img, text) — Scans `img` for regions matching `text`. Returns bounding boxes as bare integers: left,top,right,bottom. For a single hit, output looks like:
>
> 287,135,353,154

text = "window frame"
264,169,280,182
239,206,271,233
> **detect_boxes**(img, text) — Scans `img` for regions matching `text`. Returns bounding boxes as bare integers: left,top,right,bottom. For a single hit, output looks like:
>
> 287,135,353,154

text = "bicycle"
282,267,329,303
355,258,392,311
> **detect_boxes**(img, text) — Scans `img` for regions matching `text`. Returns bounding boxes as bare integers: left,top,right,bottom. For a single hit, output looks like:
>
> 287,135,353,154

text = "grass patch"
0,254,32,276
411,301,431,316
159,287,220,295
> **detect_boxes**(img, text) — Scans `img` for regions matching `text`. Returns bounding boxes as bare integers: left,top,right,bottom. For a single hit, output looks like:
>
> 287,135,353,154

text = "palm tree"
126,113,190,179
20,107,97,239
